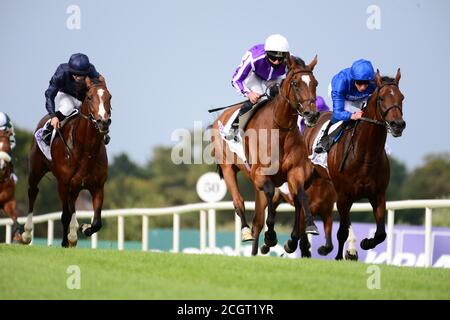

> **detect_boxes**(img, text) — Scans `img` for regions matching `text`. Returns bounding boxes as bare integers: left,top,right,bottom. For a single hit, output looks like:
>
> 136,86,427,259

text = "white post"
235,214,241,256
91,217,98,249
208,209,216,250
173,213,180,253
264,207,268,232
117,216,124,251
386,209,395,265
91,232,98,249
5,224,11,244
142,215,149,252
424,208,433,268
200,210,207,252
47,220,54,247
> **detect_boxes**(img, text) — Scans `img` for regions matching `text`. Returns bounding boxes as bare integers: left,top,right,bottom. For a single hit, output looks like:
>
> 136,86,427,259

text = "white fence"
1,199,450,267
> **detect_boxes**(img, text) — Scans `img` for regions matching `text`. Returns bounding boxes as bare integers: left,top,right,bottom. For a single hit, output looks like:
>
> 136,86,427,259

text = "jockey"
0,112,16,149
0,112,18,183
43,53,110,145
228,34,290,138
314,59,376,153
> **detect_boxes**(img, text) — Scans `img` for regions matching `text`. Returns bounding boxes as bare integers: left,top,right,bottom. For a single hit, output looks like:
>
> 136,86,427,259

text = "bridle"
360,82,403,132
80,84,111,134
275,68,316,131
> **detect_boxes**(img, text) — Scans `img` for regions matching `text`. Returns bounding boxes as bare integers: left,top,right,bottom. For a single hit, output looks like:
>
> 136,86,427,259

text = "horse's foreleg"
66,192,79,247
251,190,267,256
361,194,387,250
261,181,277,253
335,197,352,260
284,192,302,254
221,166,251,241
81,187,104,236
3,200,22,242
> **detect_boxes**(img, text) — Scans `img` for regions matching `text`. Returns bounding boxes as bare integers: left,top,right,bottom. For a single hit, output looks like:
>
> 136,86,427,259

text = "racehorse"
303,69,405,260
0,130,22,242
272,176,336,257
211,55,321,256
22,76,111,247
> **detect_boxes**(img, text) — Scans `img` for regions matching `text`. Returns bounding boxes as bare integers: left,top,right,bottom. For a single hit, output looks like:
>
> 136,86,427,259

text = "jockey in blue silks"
227,34,290,139
315,59,376,153
42,53,110,145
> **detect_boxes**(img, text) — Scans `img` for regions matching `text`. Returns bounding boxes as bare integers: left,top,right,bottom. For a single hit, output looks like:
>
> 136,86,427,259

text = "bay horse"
0,130,22,242
272,176,336,257
303,69,405,260
22,76,111,247
211,55,321,256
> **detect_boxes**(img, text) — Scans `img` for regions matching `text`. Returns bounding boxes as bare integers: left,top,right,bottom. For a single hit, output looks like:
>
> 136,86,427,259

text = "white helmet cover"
264,34,289,53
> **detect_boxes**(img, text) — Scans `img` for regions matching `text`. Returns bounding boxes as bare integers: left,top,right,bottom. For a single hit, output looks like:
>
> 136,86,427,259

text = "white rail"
1,199,450,267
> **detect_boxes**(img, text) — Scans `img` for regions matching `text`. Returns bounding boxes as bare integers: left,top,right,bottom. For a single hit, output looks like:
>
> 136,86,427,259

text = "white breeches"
244,72,282,96
55,92,82,116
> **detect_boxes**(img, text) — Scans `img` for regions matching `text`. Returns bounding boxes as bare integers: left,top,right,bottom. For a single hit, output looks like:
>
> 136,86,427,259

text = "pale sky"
1,0,449,170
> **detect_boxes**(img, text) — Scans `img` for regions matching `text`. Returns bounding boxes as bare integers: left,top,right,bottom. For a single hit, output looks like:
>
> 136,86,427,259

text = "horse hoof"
241,227,254,242
335,255,343,261
264,232,278,247
360,238,372,250
305,224,320,236
260,245,270,255
318,245,333,256
21,232,32,245
80,223,92,237
284,240,298,254
68,240,78,248
345,251,359,261
301,252,311,258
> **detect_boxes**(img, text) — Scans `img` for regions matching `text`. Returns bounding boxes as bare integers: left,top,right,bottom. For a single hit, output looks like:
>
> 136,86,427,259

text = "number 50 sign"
196,172,227,203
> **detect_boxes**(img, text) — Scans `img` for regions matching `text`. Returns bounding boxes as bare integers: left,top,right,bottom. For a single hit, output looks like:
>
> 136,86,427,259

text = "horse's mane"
291,56,306,68
381,76,396,84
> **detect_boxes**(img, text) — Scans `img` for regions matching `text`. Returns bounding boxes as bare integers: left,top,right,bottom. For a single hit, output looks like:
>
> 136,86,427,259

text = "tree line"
3,127,450,240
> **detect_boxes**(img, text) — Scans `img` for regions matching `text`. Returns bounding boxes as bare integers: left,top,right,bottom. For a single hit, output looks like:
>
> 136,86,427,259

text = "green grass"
1,244,449,300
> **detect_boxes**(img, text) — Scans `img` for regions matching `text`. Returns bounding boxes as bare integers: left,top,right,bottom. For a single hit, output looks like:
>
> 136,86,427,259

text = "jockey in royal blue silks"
314,59,376,153
42,53,110,145
227,34,290,139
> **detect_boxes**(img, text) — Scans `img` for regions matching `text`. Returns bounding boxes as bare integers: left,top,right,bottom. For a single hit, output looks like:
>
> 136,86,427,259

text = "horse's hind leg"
361,193,387,250
22,142,49,244
81,187,104,236
317,208,334,256
221,165,252,241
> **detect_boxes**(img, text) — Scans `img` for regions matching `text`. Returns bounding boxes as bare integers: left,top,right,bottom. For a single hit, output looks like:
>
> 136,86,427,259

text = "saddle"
238,98,270,131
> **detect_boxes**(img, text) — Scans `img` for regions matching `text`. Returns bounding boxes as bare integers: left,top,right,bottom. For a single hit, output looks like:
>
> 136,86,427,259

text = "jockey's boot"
314,121,333,154
42,123,54,146
226,100,253,141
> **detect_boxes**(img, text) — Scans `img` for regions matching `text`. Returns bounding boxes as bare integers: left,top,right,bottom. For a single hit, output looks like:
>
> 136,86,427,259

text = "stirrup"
314,143,325,154
104,134,111,145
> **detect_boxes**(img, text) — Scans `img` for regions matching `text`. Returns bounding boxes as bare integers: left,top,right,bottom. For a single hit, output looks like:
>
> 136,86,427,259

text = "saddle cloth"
35,109,79,161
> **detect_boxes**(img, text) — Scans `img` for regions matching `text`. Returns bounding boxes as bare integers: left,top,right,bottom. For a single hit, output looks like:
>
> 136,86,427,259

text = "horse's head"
0,130,12,172
375,69,406,137
281,55,320,127
83,76,112,134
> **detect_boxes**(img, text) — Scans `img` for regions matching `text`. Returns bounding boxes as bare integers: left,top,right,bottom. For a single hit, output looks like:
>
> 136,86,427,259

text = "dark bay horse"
211,55,320,256
0,130,22,242
304,69,406,260
272,176,336,257
22,76,111,247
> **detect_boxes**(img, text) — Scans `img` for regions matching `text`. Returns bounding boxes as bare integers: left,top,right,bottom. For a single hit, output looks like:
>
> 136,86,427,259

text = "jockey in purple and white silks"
227,34,290,138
